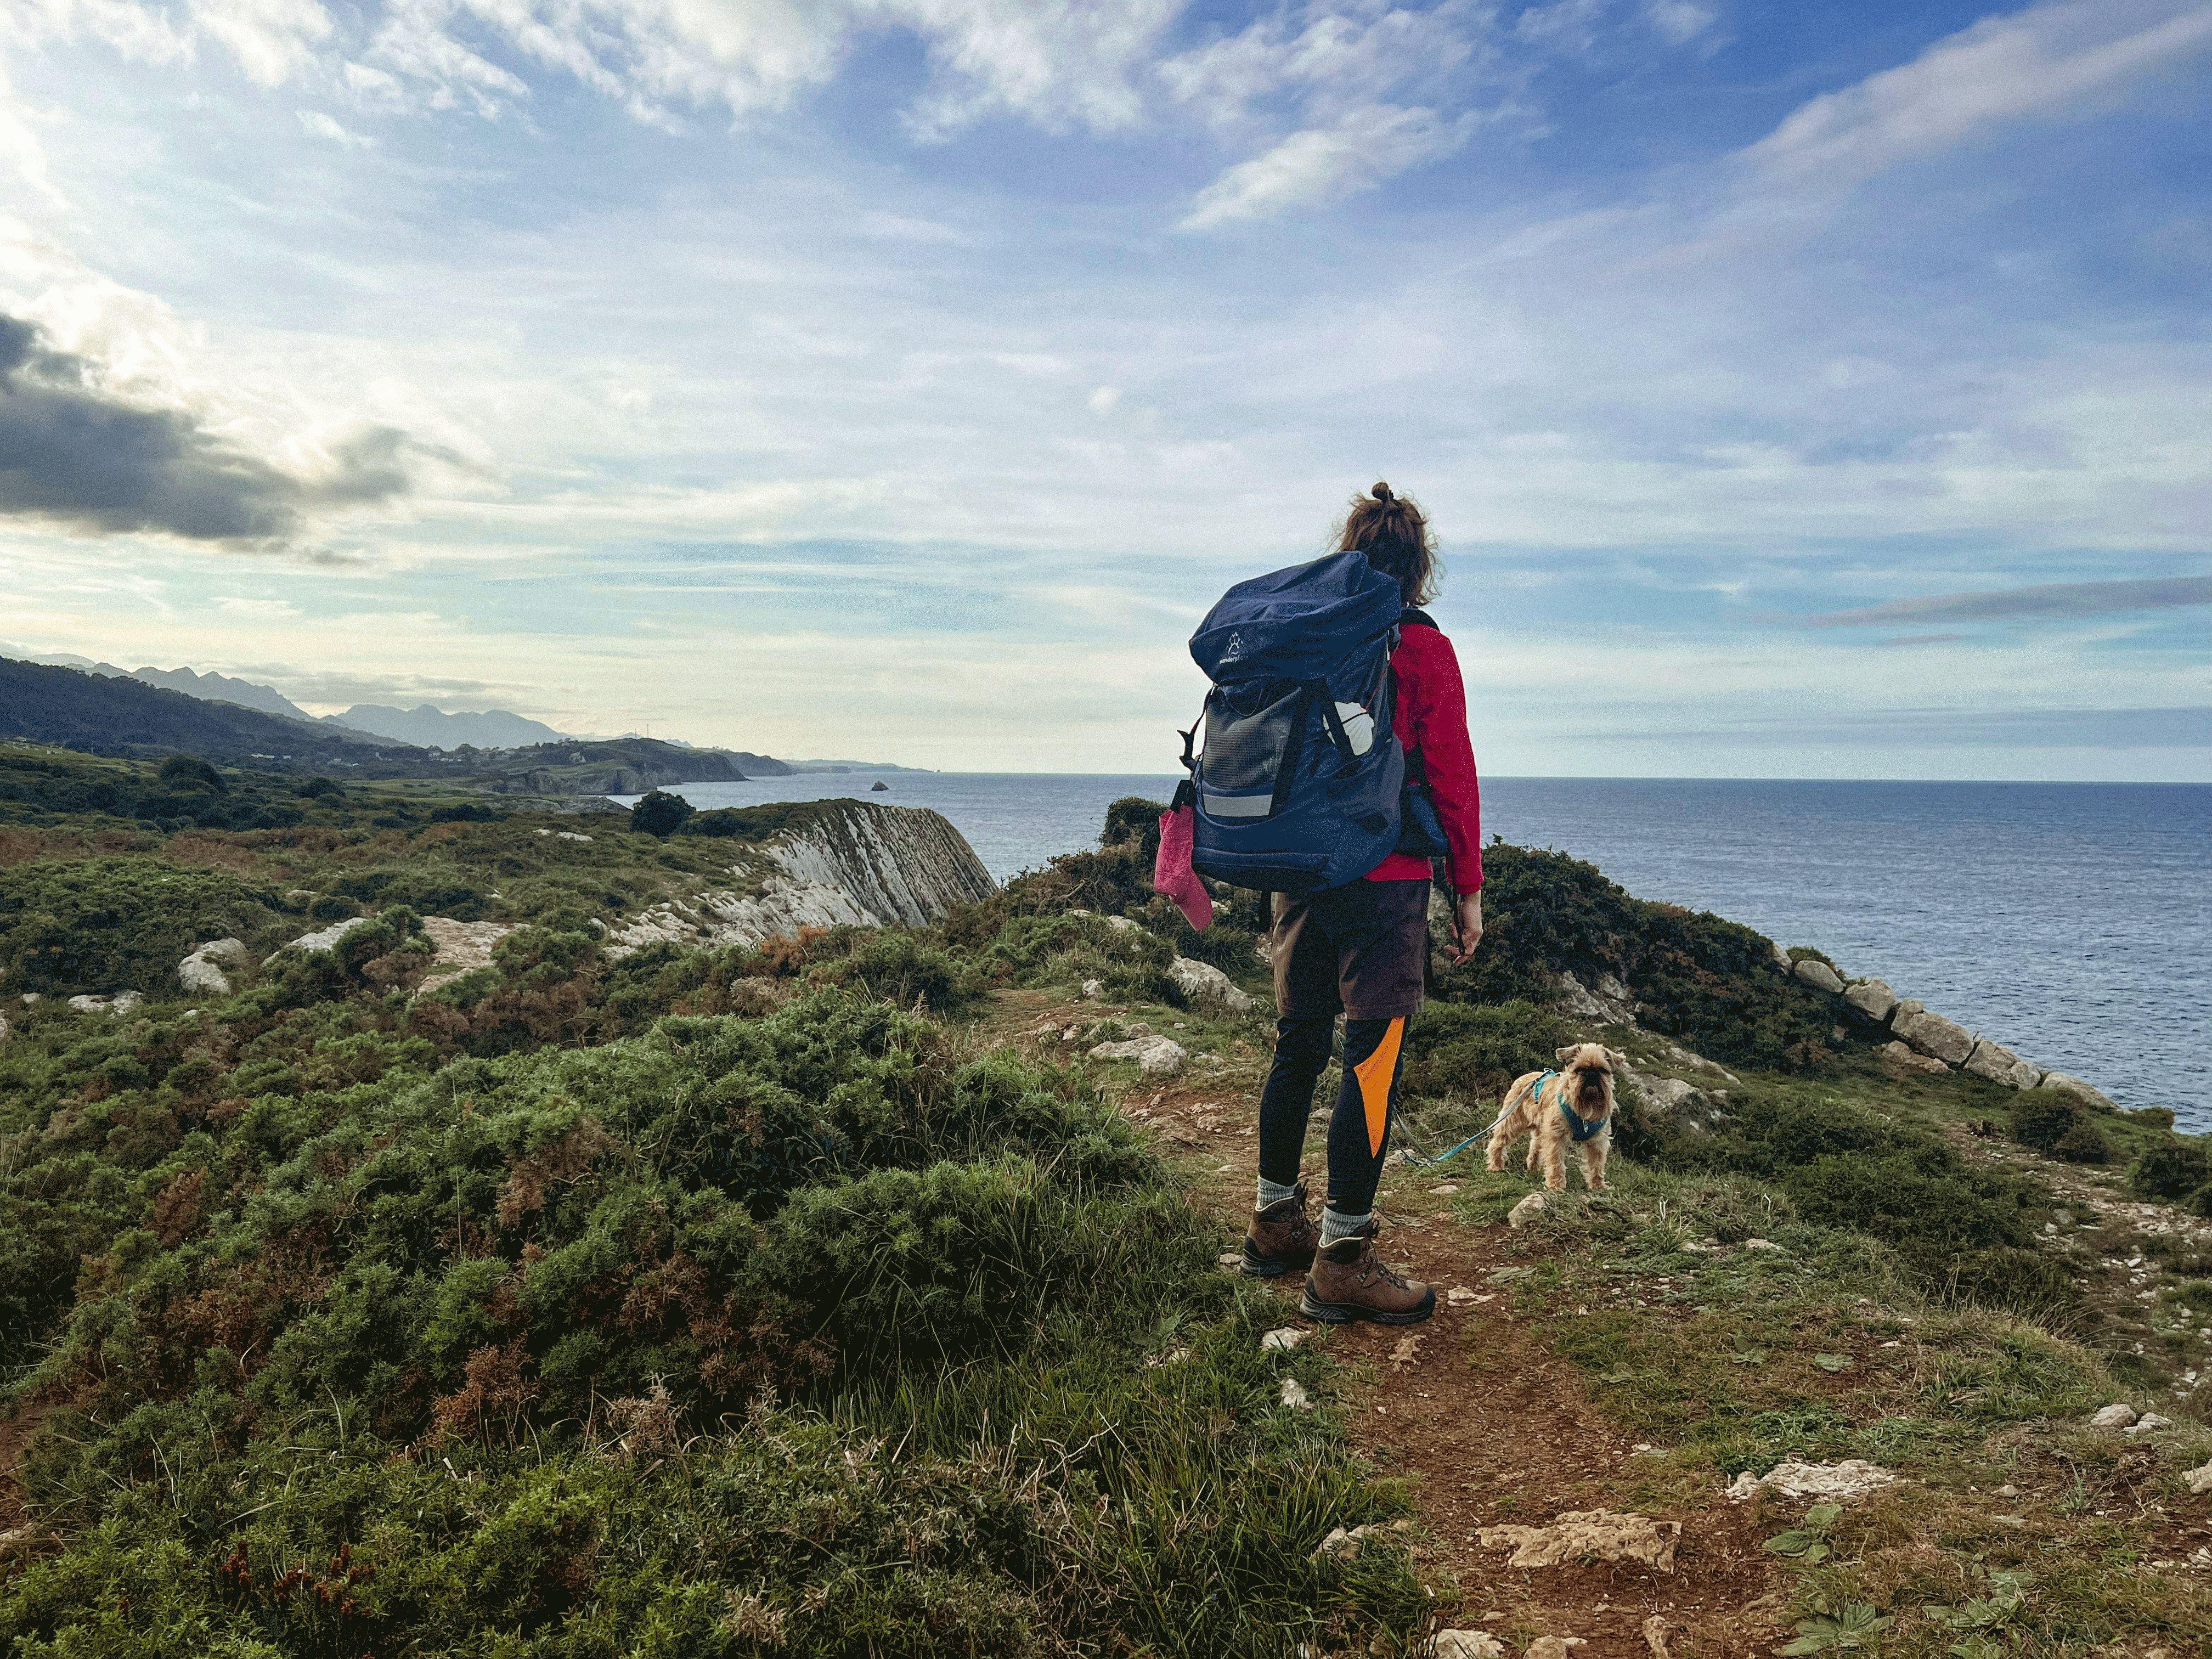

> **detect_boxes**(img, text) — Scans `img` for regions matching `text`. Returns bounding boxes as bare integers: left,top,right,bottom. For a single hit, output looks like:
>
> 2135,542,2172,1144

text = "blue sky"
0,0,2205,777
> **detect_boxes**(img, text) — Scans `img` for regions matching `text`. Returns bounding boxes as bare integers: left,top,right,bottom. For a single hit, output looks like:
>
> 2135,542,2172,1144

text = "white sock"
1255,1175,1299,1211
1321,1207,1369,1248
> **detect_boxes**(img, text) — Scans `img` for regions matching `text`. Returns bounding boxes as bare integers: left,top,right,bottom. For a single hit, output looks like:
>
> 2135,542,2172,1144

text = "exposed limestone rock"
1878,1040,1951,1076
1555,970,1637,1026
1793,958,1846,995
1523,1640,1587,1659
1507,1192,1548,1229
178,936,250,996
1633,1074,1726,1135
1725,1458,1897,1501
2184,1459,2212,1496
1279,1378,1313,1410
267,916,372,962
1087,1036,1187,1077
1434,1633,1508,1659
2041,1073,2120,1113
67,991,144,1017
1169,956,1254,1012
2087,1402,2137,1429
1843,978,1897,1023
1314,1520,1412,1561
1964,1040,2043,1090
1478,1509,1680,1572
0,1014,9,1045
604,802,995,957
1260,1327,1307,1352
416,917,523,993
1894,1008,1974,1066
1893,997,1924,1018
1770,941,1794,974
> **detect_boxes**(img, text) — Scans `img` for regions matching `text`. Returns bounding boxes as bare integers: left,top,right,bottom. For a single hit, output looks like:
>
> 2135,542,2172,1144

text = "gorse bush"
0,856,288,995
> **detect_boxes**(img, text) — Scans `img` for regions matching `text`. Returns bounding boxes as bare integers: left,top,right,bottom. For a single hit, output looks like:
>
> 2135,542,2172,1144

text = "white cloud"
1181,103,1471,227
1740,0,2212,186
1088,385,1120,415
296,107,371,145
191,0,332,85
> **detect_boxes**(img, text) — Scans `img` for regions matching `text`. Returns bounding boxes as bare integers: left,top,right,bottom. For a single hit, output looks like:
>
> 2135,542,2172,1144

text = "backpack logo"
1220,631,1245,663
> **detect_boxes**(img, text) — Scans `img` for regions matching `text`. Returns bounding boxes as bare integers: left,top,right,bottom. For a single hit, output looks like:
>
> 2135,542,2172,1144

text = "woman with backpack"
1238,482,1484,1324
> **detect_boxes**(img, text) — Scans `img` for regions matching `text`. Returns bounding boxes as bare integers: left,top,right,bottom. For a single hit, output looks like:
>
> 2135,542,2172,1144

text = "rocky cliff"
603,799,996,956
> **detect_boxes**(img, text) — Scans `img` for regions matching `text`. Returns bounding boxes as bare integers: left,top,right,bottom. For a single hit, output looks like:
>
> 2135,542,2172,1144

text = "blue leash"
1397,1069,1602,1165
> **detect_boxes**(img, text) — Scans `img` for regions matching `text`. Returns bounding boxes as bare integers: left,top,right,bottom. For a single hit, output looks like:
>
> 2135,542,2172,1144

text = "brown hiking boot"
1299,1220,1435,1324
1242,1182,1319,1278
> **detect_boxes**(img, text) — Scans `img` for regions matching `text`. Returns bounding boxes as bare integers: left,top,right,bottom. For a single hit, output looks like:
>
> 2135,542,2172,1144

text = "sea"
621,774,2212,1132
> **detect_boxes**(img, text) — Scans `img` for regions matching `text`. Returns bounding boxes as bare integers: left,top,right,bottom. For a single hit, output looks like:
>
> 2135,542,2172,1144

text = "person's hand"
1441,892,1482,965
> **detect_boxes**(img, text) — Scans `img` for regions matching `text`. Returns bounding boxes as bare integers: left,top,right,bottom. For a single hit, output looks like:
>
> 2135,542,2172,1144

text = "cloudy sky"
0,0,2205,777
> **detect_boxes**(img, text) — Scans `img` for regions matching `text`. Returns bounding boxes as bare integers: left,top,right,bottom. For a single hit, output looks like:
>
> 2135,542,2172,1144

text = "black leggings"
1256,1014,1408,1217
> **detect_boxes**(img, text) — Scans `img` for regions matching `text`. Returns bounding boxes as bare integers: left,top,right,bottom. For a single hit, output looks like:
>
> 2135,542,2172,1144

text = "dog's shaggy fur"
1487,1042,1624,1192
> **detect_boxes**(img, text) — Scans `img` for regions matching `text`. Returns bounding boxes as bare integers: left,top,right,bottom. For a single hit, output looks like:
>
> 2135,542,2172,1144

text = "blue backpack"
1177,550,1417,893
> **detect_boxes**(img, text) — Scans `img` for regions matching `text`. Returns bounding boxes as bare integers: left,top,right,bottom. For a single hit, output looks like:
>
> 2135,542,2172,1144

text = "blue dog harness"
1531,1070,1608,1143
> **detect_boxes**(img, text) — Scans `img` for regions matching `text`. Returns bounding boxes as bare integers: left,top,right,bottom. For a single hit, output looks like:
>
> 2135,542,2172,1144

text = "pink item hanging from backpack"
1154,797,1212,930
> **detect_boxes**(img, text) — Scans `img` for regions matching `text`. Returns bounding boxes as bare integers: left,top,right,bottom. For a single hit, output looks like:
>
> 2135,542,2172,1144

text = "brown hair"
1336,481,1439,606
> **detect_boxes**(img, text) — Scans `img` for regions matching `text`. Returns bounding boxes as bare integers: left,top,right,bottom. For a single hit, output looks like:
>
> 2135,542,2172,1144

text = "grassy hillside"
1,778,2206,1655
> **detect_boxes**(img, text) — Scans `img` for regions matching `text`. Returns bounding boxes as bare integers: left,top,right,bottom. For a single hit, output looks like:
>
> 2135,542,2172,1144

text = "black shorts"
1271,878,1431,1022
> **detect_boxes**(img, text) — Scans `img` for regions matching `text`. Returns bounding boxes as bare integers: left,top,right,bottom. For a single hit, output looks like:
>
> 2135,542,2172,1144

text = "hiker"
1236,483,1483,1324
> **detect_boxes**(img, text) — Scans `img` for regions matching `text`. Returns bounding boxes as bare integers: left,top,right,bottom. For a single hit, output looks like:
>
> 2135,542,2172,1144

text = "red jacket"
1363,618,1482,893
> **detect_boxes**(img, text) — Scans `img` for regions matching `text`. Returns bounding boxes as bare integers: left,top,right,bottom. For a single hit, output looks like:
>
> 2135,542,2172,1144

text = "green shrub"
2133,1139,2212,1200
1400,1000,1575,1102
0,856,286,994
157,753,225,793
629,789,693,837
2050,1119,2114,1165
2012,1096,2080,1150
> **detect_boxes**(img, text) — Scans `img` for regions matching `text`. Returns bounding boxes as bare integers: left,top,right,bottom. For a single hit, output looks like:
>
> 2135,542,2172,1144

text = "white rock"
1894,1008,1975,1066
1081,979,1105,1000
1725,1458,1896,1502
1507,1192,1548,1229
1434,1633,1507,1659
1554,971,1636,1026
1446,1286,1480,1305
1167,956,1254,1013
1843,978,1898,1022
1770,941,1794,974
0,1014,9,1045
67,991,144,1017
2129,1412,2175,1435
1279,1378,1313,1410
1793,957,1846,995
1743,1238,1782,1251
1261,1327,1307,1352
2184,1460,2212,1496
1964,1040,2043,1090
177,936,250,996
1087,1036,1188,1077
1105,915,1143,933
1523,1641,1586,1659
267,915,372,962
1637,1075,1725,1132
2087,1402,2137,1429
2040,1073,2121,1113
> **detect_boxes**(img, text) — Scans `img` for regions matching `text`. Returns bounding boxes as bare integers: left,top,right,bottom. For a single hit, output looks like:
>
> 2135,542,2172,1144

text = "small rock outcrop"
1725,1458,1897,1501
267,916,372,962
1877,1040,1950,1076
2042,1072,2121,1113
605,801,994,957
2087,1402,2137,1429
1087,1036,1188,1077
417,917,522,994
67,991,144,1017
1555,971,1637,1026
178,937,251,996
1167,956,1254,1012
1478,1510,1680,1572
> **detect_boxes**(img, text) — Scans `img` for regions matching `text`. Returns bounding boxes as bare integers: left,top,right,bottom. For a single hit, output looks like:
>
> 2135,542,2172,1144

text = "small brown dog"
1488,1043,1623,1192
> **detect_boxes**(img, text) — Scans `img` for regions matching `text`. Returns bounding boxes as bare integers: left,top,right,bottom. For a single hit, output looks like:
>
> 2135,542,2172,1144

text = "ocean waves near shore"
639,775,2210,1130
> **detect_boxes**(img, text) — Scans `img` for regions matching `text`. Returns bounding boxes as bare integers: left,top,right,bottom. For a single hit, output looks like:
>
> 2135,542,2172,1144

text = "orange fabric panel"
1352,1016,1406,1157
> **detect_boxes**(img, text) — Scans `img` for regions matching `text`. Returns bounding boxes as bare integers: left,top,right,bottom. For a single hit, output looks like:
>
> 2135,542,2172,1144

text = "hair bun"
1372,481,1393,501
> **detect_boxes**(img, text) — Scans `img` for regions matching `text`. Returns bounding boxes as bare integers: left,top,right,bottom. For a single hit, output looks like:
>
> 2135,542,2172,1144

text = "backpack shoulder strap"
1400,607,1437,630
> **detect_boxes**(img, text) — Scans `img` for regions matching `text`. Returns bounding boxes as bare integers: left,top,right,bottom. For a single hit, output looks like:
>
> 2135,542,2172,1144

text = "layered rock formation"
603,800,995,956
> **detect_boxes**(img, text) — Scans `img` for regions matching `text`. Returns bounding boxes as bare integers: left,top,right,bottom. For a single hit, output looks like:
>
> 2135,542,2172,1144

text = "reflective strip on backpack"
1200,788,1274,819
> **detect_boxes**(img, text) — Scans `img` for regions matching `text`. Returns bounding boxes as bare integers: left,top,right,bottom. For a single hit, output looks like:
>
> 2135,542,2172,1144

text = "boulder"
1556,971,1636,1026
1635,1074,1726,1135
1963,1040,2042,1090
178,936,251,996
1434,1634,1508,1659
1842,978,1897,1023
2041,1073,2121,1113
1792,958,1845,995
2087,1402,2136,1429
1893,997,1924,1019
1167,956,1254,1013
2185,1459,2212,1496
1087,1036,1188,1077
1877,1040,1951,1076
1770,941,1794,974
1894,1008,1974,1066
1507,1192,1548,1229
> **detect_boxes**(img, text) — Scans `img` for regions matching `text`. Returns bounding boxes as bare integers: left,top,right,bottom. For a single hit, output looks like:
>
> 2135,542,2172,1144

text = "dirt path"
987,991,1791,1657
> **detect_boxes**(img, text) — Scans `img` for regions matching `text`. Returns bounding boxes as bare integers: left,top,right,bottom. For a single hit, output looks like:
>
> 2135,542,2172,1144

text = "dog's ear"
1556,1045,1579,1066
1605,1047,1628,1069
